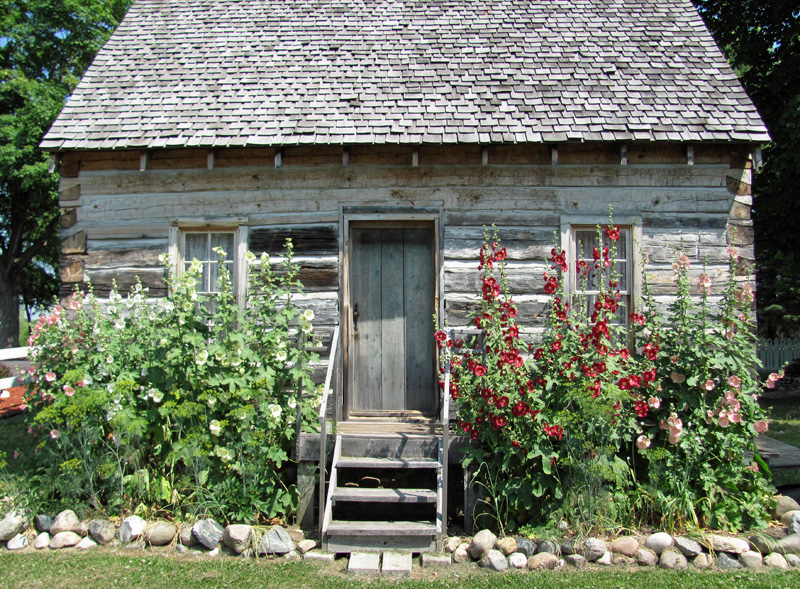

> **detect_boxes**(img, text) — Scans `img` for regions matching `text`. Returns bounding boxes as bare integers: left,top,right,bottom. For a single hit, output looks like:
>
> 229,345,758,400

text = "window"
181,231,235,295
168,221,248,306
561,216,642,328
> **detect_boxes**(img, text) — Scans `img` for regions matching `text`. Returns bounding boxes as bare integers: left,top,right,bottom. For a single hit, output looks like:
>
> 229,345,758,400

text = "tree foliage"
0,0,132,347
693,1,800,337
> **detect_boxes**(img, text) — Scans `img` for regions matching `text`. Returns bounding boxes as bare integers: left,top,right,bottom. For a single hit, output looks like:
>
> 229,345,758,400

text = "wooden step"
326,520,437,536
336,457,439,469
331,487,437,503
339,433,439,459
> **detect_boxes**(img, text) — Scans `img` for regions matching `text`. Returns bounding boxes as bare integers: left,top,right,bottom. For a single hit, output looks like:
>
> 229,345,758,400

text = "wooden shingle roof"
41,0,769,151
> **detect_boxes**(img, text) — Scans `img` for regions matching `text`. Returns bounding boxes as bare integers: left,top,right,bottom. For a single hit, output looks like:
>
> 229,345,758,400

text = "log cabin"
42,0,767,551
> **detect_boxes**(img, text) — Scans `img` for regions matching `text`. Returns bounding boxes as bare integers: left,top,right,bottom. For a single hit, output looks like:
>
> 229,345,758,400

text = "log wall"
57,142,755,362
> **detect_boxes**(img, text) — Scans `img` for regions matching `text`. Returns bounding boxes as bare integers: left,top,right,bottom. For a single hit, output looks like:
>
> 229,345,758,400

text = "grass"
0,551,798,589
759,398,800,486
761,398,800,449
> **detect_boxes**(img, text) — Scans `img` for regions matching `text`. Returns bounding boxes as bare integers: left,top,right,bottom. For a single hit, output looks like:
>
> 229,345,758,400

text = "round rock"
528,552,559,570
0,511,27,541
740,550,763,569
565,554,586,568
644,532,673,555
774,495,800,520
222,524,253,554
33,532,50,550
453,545,470,563
145,522,177,546
88,519,116,545
49,531,82,549
34,514,53,533
693,552,713,569
76,536,97,550
496,536,517,556
444,536,461,553
119,516,147,543
478,549,508,571
259,525,294,555
659,549,688,571
583,538,607,562
469,529,497,560
6,533,28,550
674,536,703,558
706,534,749,554
192,518,224,550
636,548,658,567
179,523,197,547
508,552,528,568
50,510,80,535
515,537,536,557
559,539,583,556
765,552,789,569
717,552,742,570
609,536,639,557
785,553,800,567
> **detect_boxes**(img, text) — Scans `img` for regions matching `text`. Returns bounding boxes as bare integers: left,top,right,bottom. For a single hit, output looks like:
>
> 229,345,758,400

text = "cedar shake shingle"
41,0,769,151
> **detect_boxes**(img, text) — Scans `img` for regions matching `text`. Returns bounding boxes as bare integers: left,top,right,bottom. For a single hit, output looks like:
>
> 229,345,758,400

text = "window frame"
560,215,643,325
168,219,249,308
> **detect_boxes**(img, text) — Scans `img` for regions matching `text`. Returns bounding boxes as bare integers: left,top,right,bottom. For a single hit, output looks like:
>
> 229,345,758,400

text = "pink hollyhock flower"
44,372,56,382
697,273,712,295
727,245,739,261
730,411,742,424
49,429,59,439
754,420,769,434
63,385,75,397
728,375,741,389
671,372,686,384
718,410,730,427
648,396,661,409
668,432,681,444
636,435,651,450
703,380,715,391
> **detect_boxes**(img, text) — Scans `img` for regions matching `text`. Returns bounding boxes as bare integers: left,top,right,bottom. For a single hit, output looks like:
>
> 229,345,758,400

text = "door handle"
353,303,359,332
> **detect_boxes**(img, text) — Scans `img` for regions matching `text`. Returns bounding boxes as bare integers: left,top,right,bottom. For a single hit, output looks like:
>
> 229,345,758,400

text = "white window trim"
560,215,643,314
168,219,249,308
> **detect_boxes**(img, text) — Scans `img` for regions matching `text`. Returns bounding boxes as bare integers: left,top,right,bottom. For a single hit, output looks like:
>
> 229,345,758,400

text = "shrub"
441,226,774,533
21,242,318,522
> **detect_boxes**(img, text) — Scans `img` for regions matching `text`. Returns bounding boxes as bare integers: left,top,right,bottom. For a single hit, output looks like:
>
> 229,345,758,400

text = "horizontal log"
73,164,731,197
62,231,87,254
83,246,165,269
249,225,338,256
84,268,167,297
445,262,548,295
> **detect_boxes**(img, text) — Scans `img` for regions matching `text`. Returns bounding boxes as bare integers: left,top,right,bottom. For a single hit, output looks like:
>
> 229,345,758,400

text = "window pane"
210,232,234,260
185,233,208,262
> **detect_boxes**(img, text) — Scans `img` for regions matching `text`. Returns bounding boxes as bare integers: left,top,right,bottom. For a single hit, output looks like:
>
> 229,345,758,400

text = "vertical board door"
348,225,436,414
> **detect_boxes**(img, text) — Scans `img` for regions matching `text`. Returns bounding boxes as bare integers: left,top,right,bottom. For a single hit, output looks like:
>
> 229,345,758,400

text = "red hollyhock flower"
605,225,620,241
642,369,656,384
473,364,487,377
618,377,632,390
497,395,509,408
634,401,648,418
544,275,559,294
628,374,642,388
495,247,507,261
644,341,659,360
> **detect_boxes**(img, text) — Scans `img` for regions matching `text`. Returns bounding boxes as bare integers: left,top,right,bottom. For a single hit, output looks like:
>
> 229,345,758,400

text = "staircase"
321,432,444,553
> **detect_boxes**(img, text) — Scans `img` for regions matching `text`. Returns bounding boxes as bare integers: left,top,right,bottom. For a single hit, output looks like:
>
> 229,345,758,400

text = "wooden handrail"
318,325,340,541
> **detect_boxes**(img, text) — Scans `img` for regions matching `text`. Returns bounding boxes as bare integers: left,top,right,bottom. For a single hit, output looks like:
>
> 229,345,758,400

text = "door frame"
339,208,443,421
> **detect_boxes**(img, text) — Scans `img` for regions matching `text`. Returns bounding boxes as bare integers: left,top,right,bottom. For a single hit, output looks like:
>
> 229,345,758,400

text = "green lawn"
761,398,800,449
0,551,798,588
759,398,800,487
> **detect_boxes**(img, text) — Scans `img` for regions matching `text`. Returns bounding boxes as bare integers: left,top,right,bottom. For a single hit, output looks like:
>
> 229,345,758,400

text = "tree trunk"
0,272,21,348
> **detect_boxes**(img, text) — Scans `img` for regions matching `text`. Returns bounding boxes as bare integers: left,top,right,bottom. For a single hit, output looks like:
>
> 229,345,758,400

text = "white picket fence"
757,338,800,372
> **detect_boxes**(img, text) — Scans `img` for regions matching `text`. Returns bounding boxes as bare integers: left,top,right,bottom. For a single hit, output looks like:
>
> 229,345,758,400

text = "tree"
0,0,132,347
692,1,800,337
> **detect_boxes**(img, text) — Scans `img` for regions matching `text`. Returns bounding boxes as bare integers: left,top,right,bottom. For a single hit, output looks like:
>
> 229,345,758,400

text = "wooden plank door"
348,225,436,415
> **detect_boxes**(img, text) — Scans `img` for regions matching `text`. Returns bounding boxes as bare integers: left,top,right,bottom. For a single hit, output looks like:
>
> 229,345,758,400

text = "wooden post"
754,146,763,170
412,149,419,168
139,150,150,172
551,145,558,166
342,147,350,168
297,461,316,530
207,150,216,170
481,147,489,166
275,148,283,169
686,145,695,166
620,144,628,166
464,462,479,534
